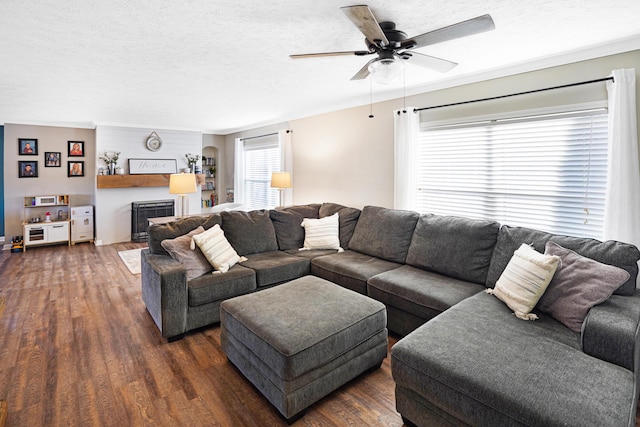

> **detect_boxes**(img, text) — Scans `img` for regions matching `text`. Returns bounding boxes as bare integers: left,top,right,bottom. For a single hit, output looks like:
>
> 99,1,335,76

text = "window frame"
416,101,609,239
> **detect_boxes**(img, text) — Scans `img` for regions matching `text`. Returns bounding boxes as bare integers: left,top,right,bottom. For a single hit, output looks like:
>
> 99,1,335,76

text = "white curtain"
604,68,640,248
278,129,294,206
394,108,419,210
233,137,245,205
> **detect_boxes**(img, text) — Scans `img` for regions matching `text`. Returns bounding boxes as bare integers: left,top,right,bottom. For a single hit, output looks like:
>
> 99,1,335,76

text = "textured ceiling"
1,1,640,134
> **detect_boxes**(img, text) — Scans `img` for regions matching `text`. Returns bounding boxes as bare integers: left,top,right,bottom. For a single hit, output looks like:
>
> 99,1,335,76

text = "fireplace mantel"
97,174,205,189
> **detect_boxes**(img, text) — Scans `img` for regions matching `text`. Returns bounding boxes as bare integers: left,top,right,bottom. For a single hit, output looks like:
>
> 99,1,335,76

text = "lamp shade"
169,173,197,194
270,172,291,189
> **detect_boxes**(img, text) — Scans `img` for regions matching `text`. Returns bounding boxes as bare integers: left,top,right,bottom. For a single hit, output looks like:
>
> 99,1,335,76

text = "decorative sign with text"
128,158,178,174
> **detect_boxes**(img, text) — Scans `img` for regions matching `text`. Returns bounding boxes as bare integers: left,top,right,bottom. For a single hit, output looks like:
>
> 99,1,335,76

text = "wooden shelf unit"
23,195,71,251
97,174,205,189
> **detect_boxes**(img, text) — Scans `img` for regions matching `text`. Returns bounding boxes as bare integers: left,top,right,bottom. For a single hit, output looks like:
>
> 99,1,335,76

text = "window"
240,134,281,210
417,108,608,238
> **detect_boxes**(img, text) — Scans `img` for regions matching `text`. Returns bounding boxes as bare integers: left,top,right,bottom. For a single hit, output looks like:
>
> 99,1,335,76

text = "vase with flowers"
185,153,201,173
99,151,121,175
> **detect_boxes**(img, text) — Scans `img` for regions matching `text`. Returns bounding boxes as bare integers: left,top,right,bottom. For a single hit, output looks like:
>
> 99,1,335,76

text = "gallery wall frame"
68,161,85,177
19,138,38,155
68,141,84,157
45,152,61,167
19,161,38,178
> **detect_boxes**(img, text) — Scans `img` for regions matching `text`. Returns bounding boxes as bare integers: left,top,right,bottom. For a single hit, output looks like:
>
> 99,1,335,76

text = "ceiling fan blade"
402,14,495,50
401,51,457,73
290,50,371,59
350,58,377,80
341,5,389,47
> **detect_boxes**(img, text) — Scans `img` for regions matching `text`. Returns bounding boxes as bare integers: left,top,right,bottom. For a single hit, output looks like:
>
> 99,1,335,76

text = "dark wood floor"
0,242,404,426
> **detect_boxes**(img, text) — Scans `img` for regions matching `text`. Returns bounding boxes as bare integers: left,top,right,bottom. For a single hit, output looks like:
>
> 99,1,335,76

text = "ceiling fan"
290,5,495,84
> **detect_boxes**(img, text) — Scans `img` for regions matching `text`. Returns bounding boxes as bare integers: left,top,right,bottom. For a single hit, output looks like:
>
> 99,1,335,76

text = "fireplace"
131,200,174,242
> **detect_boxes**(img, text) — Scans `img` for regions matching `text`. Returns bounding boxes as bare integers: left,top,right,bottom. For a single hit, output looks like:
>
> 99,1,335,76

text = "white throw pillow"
300,212,343,252
191,224,246,273
486,243,560,320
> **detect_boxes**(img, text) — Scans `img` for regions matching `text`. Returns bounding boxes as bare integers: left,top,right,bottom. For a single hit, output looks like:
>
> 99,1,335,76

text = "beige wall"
3,50,639,243
3,124,96,239
229,50,639,210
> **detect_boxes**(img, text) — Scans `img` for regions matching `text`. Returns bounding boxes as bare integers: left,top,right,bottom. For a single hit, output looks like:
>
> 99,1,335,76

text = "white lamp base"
278,188,285,208
176,194,189,218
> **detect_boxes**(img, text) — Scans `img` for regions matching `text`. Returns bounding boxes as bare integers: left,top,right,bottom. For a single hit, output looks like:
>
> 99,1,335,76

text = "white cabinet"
71,205,94,244
23,221,70,250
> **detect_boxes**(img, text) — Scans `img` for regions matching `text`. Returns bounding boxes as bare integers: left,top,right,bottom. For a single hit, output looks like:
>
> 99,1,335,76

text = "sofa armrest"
141,248,188,340
582,292,640,371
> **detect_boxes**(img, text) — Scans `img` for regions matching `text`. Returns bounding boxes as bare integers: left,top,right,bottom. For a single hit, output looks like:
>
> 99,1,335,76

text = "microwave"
35,196,58,206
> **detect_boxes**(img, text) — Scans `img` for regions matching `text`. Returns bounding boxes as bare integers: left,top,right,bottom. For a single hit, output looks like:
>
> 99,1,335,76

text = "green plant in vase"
185,153,200,173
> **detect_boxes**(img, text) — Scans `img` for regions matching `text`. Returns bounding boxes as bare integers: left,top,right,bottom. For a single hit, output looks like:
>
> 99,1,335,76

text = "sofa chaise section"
392,291,639,426
392,223,640,426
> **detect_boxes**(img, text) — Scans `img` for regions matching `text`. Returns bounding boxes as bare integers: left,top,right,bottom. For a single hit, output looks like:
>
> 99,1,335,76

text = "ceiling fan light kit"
290,5,495,83
368,57,404,84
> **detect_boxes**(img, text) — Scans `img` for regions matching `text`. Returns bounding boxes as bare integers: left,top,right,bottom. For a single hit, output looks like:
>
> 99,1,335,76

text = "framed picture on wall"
45,152,61,167
68,161,84,177
68,141,84,157
18,161,38,178
18,138,38,155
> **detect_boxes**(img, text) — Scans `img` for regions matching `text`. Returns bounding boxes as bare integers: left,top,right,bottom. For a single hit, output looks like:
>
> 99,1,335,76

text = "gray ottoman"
220,275,388,423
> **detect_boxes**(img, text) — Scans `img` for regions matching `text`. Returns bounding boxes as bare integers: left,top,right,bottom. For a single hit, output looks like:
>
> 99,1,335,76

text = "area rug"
118,248,143,275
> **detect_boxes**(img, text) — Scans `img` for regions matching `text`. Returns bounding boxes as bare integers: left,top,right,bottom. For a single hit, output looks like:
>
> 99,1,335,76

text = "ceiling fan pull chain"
369,79,374,118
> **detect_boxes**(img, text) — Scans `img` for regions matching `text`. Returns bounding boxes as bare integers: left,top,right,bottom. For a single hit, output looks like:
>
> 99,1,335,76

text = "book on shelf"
201,194,218,208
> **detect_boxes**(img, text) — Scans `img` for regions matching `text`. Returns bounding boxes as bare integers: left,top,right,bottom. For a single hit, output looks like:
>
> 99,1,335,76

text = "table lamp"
270,172,291,208
169,173,197,218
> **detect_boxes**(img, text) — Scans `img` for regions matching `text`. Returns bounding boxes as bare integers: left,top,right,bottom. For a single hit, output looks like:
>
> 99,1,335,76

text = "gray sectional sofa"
141,202,640,426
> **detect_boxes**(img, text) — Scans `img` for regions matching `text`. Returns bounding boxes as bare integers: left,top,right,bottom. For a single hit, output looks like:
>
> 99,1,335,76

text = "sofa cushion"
270,204,321,250
311,250,402,294
348,206,419,264
160,226,212,281
367,265,483,321
240,251,310,287
284,248,337,259
538,242,630,332
300,212,342,251
406,214,499,284
391,291,633,427
187,264,256,306
221,210,279,256
148,215,207,255
319,203,361,249
201,213,223,230
487,244,560,320
192,224,246,273
486,225,640,296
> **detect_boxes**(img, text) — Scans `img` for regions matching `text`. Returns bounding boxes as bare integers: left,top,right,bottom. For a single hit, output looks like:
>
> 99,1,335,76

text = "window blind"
243,135,280,210
417,110,608,238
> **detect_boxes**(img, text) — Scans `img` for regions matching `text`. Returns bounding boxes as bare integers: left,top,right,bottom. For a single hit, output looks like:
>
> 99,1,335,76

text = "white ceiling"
1,1,640,134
